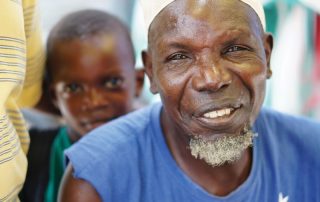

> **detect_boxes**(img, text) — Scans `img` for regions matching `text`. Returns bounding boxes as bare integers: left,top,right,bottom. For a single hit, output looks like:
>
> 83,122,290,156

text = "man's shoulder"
65,103,163,194
255,108,320,155
257,108,320,134
88,102,161,141
255,108,320,190
65,103,162,173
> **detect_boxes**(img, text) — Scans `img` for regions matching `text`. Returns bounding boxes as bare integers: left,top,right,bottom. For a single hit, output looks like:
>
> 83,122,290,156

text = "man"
0,0,44,200
59,0,320,201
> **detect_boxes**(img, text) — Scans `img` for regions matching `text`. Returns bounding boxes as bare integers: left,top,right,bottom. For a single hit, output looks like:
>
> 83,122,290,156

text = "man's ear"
142,50,158,94
264,33,273,79
134,68,145,97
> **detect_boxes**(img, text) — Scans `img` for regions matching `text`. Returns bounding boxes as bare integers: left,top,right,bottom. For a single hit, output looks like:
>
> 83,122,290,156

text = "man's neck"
160,109,253,196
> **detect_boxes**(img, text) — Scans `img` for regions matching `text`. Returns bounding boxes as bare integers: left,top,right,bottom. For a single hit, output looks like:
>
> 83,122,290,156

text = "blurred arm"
58,163,101,202
0,0,43,200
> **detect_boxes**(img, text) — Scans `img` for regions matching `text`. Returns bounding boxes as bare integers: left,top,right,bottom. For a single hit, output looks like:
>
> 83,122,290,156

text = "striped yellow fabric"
0,0,44,201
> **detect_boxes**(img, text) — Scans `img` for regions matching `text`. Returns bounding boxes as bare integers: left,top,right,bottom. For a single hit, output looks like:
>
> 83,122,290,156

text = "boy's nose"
84,88,110,110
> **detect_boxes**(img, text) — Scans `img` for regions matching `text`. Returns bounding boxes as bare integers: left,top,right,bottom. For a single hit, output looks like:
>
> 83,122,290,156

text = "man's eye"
104,77,123,89
64,83,82,93
168,53,189,61
224,45,249,53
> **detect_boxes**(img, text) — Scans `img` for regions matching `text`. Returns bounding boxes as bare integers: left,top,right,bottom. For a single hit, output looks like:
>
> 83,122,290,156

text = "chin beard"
189,125,256,167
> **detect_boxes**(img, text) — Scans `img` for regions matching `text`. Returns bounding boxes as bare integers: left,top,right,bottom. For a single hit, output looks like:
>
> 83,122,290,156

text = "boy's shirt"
0,0,44,200
45,127,72,202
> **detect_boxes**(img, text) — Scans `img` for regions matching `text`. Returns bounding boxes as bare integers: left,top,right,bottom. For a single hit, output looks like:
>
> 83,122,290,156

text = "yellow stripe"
0,0,43,200
0,184,23,202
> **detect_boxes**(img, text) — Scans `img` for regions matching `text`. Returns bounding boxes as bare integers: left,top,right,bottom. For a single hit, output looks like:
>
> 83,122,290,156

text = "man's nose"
192,61,232,92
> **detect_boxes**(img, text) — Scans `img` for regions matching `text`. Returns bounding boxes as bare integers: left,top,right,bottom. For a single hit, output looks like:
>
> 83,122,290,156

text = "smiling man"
59,1,320,202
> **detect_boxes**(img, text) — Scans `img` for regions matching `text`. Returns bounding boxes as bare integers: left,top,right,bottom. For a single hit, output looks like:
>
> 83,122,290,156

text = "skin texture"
143,0,272,196
60,0,273,200
50,32,144,142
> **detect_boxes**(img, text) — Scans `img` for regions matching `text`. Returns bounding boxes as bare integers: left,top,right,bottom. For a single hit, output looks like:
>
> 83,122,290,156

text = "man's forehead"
140,0,266,32
149,0,262,46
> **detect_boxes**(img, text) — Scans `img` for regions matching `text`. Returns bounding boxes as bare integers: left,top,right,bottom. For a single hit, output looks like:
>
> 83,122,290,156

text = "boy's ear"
264,33,273,79
134,69,145,97
142,50,158,94
35,82,61,116
49,85,60,113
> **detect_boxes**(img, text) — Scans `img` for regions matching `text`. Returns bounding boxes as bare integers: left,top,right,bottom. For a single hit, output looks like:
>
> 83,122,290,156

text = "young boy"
36,9,143,202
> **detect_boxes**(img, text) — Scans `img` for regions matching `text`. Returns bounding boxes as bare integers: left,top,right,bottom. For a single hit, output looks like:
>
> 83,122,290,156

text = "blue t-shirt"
65,103,320,202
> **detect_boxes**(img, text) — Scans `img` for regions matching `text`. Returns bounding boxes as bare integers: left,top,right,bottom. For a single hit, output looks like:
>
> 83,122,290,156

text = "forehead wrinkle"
149,0,263,50
156,26,258,55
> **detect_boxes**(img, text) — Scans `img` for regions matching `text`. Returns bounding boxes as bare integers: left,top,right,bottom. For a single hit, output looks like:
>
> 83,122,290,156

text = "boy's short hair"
45,9,135,84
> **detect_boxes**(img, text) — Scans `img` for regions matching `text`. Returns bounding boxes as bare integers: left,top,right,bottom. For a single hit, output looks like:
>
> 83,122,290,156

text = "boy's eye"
64,83,83,93
167,53,190,61
223,45,249,54
104,77,123,89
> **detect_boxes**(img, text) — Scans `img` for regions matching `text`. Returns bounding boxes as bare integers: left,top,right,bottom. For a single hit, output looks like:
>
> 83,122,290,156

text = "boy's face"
50,33,136,140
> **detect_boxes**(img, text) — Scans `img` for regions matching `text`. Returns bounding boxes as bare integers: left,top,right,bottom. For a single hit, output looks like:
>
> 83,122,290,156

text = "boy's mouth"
81,116,118,131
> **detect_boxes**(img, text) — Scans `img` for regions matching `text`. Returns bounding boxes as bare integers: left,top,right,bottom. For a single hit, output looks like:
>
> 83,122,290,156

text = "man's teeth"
203,108,234,119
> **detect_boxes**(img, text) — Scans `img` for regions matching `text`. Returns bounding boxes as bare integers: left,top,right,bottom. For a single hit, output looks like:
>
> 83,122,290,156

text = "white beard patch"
189,127,256,167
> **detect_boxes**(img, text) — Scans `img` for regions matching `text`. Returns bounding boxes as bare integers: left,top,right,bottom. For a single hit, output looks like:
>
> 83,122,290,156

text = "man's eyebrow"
161,41,191,49
218,29,253,40
154,35,195,53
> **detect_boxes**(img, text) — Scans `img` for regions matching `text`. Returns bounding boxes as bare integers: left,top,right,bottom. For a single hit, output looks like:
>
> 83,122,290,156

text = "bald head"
140,0,266,31
147,0,265,50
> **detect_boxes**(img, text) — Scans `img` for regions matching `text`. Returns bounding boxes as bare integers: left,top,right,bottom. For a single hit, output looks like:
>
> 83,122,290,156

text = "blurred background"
38,0,320,119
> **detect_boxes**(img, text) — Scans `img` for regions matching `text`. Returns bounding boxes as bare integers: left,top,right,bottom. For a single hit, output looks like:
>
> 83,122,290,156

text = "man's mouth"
202,107,235,119
193,104,243,129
